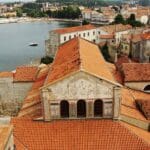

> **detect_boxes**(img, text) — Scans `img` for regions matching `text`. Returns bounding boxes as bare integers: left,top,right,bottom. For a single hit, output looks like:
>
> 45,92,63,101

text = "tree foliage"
22,3,46,18
41,56,53,64
46,6,81,19
113,13,144,27
114,14,125,24
82,20,90,25
100,43,110,61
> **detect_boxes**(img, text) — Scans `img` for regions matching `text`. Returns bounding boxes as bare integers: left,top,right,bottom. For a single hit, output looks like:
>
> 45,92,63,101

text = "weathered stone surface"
0,77,33,116
42,71,120,120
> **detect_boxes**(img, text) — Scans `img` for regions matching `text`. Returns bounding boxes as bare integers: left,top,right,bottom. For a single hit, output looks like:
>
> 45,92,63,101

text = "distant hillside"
36,0,122,6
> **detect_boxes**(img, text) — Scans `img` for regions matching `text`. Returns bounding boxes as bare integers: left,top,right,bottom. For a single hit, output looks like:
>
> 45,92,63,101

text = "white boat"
29,42,38,46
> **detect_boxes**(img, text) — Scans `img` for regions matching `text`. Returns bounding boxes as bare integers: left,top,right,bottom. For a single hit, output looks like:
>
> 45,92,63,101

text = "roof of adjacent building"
122,32,150,43
11,118,150,150
0,71,13,78
136,99,150,120
121,87,150,123
99,34,114,39
13,66,38,82
44,37,119,86
0,125,13,150
122,63,150,82
18,65,49,118
99,24,132,34
53,24,96,34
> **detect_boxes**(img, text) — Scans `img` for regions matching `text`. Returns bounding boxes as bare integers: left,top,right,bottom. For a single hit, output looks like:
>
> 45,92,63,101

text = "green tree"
114,14,125,24
41,56,53,64
16,8,23,17
82,20,90,25
100,43,110,61
127,14,144,27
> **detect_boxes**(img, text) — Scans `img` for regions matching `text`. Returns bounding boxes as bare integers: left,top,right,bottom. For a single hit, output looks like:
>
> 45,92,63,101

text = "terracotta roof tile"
11,119,150,150
122,63,150,82
100,24,132,34
45,38,118,86
0,71,13,78
121,88,150,122
121,122,150,145
99,34,114,39
54,24,96,34
18,65,49,118
14,66,38,82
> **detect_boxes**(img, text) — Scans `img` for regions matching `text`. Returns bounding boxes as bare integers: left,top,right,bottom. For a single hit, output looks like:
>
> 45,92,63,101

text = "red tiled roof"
0,72,13,78
122,63,150,82
11,119,150,150
45,38,118,86
18,65,49,118
13,66,38,82
141,32,150,40
121,87,150,122
54,24,96,34
100,24,132,34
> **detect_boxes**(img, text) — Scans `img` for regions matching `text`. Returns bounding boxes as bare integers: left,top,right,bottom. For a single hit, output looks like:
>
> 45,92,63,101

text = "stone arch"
144,85,150,92
77,100,86,117
94,99,103,117
60,100,69,118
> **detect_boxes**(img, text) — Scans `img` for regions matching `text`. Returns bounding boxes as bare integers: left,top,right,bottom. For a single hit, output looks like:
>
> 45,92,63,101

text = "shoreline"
0,17,82,24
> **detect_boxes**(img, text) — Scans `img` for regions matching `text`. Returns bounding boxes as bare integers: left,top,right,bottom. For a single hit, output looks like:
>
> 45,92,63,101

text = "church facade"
41,37,121,121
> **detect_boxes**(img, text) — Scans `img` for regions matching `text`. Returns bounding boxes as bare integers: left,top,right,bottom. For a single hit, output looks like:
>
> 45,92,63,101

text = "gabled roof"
18,65,49,118
122,63,150,82
44,37,119,87
121,87,150,123
13,66,38,82
53,24,96,34
11,119,150,150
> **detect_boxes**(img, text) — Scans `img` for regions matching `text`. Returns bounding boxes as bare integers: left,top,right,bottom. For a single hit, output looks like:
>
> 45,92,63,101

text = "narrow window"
77,100,86,117
94,99,103,117
60,100,69,118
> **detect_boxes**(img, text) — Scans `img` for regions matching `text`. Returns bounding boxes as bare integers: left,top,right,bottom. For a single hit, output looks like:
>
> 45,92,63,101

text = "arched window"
77,100,86,117
144,85,150,92
94,99,103,117
60,100,69,118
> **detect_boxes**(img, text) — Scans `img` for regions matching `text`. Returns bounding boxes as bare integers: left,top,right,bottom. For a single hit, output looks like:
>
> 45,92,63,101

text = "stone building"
0,66,38,116
9,38,150,149
120,32,150,62
45,24,97,56
42,38,121,121
46,24,132,57
122,63,150,92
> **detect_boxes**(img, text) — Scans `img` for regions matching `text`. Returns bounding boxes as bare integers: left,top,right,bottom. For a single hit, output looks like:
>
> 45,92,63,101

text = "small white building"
46,24,98,56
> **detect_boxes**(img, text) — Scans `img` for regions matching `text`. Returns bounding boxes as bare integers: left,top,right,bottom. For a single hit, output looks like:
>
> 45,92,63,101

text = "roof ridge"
78,38,83,70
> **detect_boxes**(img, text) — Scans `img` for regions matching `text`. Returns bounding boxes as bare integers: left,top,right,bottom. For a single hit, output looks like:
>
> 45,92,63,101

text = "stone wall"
46,31,59,57
132,40,150,63
13,82,32,101
0,77,33,116
42,71,120,121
